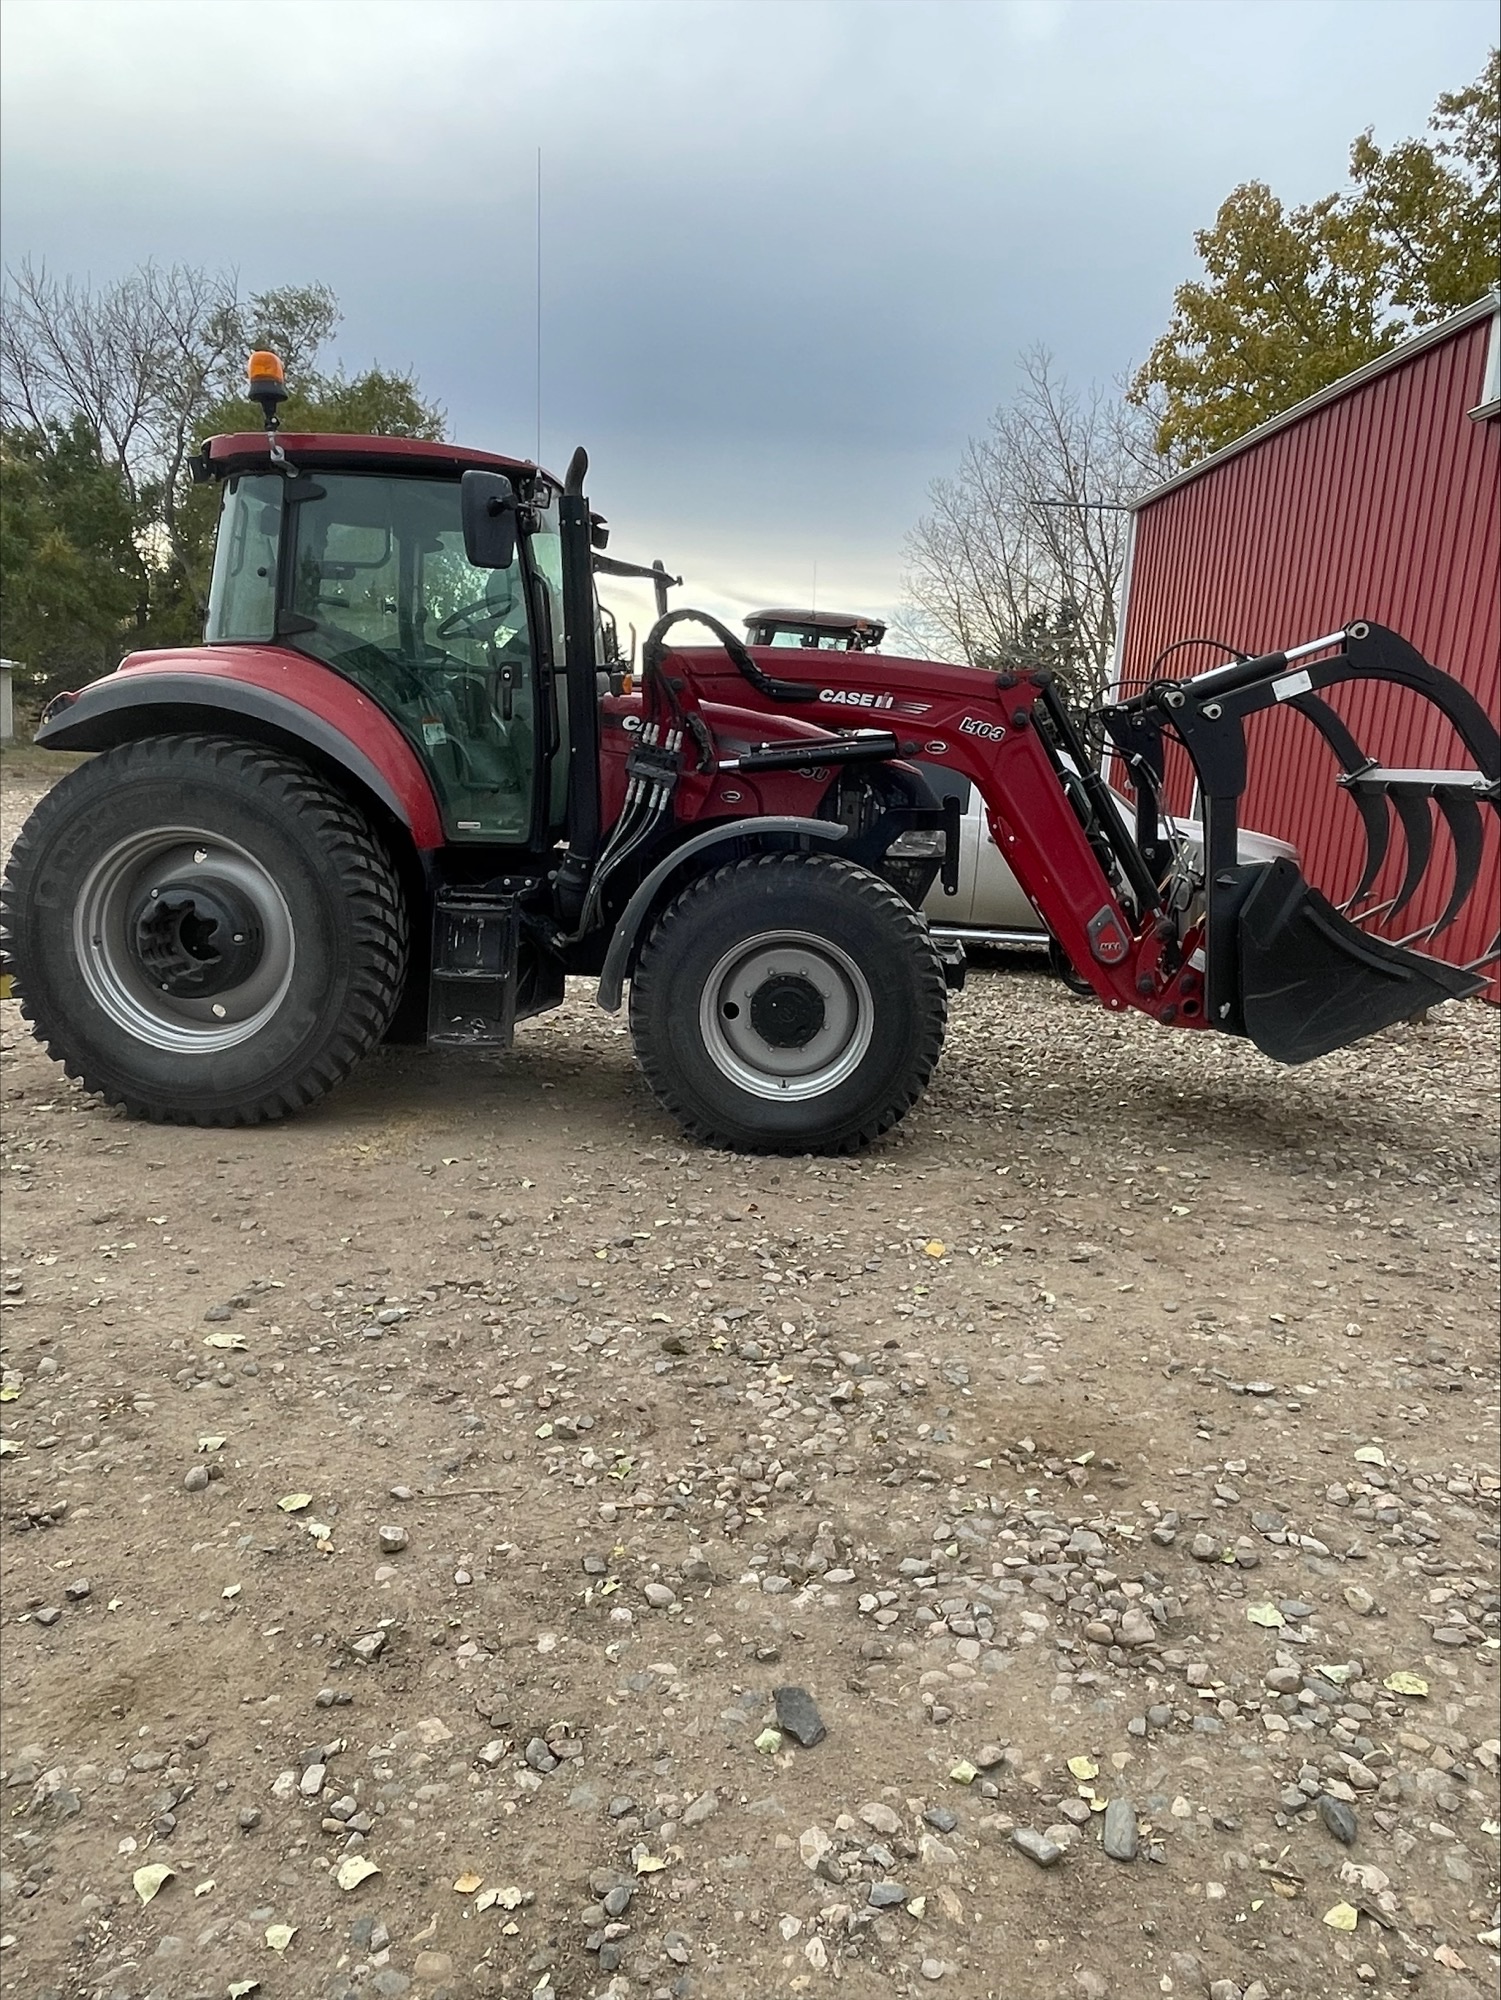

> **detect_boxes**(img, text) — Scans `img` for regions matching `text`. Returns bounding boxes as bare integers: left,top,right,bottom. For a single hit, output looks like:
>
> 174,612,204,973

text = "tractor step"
428,889,520,1048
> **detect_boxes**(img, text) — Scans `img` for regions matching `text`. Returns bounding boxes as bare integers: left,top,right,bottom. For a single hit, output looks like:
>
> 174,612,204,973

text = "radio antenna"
535,147,543,466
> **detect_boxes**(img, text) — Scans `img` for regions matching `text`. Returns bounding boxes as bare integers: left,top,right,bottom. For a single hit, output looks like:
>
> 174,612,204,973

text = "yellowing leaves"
1353,1444,1386,1466
1067,1756,1099,1782
133,1862,174,1904
453,1872,483,1894
0,1384,20,1402
1246,1603,1285,1628
277,1493,313,1513
1322,1901,1360,1931
264,1922,297,1951
336,1856,380,1892
203,1331,247,1350
923,1241,947,1258
635,1853,668,1875
1383,1671,1429,1697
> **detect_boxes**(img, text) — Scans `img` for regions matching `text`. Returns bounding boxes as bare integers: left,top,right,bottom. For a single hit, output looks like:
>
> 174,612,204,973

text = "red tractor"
3,355,1496,1153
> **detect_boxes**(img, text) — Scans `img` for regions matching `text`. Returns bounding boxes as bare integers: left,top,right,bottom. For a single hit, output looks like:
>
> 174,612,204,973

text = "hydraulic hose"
641,608,819,706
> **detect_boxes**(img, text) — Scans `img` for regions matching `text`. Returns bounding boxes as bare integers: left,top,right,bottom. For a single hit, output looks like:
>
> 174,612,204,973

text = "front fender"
596,817,849,1012
36,649,445,850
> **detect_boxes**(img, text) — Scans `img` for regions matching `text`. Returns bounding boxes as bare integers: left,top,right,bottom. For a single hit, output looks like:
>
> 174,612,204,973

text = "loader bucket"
1102,620,1498,1062
1232,857,1486,1064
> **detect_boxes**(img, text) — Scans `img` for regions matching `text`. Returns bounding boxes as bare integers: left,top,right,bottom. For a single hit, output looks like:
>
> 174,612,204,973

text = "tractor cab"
743,608,886,652
202,433,570,846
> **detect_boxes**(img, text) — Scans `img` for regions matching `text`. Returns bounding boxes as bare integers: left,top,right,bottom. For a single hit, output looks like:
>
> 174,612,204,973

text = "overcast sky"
2,0,1494,642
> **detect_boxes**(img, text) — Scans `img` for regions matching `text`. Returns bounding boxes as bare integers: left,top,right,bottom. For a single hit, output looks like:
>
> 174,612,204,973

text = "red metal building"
1115,293,1500,993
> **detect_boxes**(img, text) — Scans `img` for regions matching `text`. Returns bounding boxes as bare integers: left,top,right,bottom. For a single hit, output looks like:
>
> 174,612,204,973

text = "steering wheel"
436,599,516,643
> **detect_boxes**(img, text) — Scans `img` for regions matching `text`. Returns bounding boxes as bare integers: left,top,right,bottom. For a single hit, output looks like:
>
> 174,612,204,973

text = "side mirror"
461,470,517,569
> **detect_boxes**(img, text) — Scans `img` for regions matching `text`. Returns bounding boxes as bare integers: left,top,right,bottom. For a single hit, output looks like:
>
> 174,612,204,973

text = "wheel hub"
128,876,265,997
700,930,875,1102
748,973,826,1049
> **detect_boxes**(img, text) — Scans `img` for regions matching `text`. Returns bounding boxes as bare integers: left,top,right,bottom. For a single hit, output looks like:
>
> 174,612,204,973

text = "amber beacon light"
246,350,288,431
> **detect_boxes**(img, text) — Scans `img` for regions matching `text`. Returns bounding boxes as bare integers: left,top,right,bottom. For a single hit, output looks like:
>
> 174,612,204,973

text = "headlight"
887,829,946,857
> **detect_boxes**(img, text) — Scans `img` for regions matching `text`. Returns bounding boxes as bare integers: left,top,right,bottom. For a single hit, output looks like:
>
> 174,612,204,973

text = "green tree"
171,364,447,626
0,263,446,668
1132,52,1500,465
0,418,144,688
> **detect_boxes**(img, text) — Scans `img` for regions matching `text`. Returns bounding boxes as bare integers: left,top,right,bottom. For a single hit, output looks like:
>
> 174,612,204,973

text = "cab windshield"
207,469,560,843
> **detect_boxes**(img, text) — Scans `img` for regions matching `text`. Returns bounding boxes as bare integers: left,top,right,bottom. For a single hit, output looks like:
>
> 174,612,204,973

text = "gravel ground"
1,751,1498,2000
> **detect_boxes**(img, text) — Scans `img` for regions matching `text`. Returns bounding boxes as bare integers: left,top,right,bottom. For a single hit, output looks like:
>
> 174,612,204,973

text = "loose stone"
868,1881,908,1908
1317,1795,1358,1846
1012,1827,1064,1867
1102,1799,1139,1862
773,1685,827,1747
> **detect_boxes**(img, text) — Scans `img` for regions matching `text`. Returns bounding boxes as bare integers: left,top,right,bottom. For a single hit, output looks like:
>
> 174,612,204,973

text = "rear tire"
629,852,947,1153
0,735,407,1125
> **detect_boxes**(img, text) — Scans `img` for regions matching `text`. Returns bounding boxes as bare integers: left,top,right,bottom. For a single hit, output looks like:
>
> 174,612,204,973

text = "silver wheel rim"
74,826,297,1054
699,929,874,1101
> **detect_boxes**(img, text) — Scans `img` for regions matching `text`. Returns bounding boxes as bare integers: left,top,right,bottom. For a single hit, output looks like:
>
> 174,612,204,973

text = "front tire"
0,735,408,1125
629,852,947,1153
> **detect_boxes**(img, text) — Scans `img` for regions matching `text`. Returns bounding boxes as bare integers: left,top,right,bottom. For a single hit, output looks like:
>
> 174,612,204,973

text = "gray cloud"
3,0,1494,636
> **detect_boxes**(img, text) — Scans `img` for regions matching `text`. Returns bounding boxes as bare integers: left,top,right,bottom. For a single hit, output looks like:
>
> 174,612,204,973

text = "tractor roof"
201,432,555,485
745,608,887,638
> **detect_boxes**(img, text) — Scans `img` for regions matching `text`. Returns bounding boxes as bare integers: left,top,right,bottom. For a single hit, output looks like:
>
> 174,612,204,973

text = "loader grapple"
1104,620,1497,1060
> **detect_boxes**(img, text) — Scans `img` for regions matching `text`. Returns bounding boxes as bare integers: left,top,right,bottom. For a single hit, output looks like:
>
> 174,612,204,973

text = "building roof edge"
1132,291,1500,511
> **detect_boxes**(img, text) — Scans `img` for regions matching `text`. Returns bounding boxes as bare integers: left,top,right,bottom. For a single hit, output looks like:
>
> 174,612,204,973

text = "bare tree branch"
901,351,1166,704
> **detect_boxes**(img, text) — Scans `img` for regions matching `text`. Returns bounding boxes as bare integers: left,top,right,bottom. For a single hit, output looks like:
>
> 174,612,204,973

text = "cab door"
283,471,544,844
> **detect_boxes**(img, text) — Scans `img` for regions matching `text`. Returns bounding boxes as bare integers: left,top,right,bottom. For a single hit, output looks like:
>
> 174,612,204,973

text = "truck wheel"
629,852,947,1153
0,735,407,1125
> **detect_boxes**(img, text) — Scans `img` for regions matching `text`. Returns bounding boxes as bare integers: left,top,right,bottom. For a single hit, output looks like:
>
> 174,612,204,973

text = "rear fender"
596,817,849,1011
35,656,445,851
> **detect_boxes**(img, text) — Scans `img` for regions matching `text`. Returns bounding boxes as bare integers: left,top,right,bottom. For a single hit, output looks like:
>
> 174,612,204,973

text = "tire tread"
0,735,408,1126
629,851,946,1153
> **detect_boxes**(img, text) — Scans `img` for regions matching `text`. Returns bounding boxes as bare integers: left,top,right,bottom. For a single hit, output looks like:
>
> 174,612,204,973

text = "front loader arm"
645,612,1491,1064
953,679,1207,1025
652,619,1211,1030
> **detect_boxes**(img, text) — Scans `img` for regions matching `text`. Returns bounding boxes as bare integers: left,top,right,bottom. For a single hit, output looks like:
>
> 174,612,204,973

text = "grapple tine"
1382,785,1435,923
1342,805,1394,912
1290,694,1390,908
1414,785,1487,940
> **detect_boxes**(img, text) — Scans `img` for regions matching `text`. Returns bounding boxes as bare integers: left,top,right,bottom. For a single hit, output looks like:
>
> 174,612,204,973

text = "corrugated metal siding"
1118,316,1500,994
